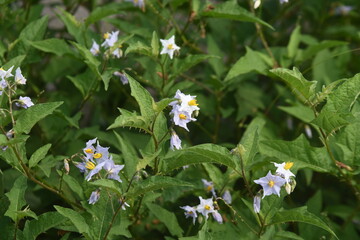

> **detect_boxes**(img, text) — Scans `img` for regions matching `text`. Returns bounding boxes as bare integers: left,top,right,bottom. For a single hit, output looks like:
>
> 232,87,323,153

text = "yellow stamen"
204,205,211,210
189,211,193,214
167,44,174,50
93,153,102,159
268,180,275,188
188,99,198,106
206,185,213,191
85,148,93,154
86,161,96,170
284,162,294,170
179,114,187,120
103,33,110,39
0,68,3,70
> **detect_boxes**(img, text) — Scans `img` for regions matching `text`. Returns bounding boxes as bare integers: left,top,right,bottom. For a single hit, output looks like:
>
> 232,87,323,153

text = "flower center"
206,185,213,191
93,153,102,159
284,162,294,170
179,114,187,120
85,148,93,154
268,180,275,188
86,161,96,170
103,33,110,39
0,68,3,71
167,44,174,50
204,205,211,210
188,99,198,106
189,211,193,214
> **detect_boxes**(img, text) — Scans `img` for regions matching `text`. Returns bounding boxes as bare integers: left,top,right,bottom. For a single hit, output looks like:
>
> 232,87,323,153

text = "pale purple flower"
273,162,295,183
196,197,215,219
180,205,198,225
160,35,180,59
15,67,26,85
112,48,122,58
212,211,223,224
170,131,182,150
90,40,100,56
126,0,145,9
103,157,124,182
0,66,14,79
334,6,353,15
85,160,106,181
254,171,286,198
16,96,34,109
101,31,119,48
222,190,232,204
0,79,7,95
120,200,130,210
88,189,101,204
169,90,199,115
202,179,216,197
253,195,261,213
113,71,129,85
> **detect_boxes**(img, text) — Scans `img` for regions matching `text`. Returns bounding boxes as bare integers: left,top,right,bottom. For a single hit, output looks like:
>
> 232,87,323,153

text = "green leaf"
136,149,161,171
62,174,84,199
302,40,348,61
151,31,159,57
270,67,317,105
146,203,183,237
3,55,26,70
90,179,122,195
278,103,314,123
113,131,138,178
311,110,353,136
67,69,96,97
28,144,52,168
85,3,131,27
30,38,73,56
23,212,67,240
126,176,194,199
287,25,301,59
72,42,102,80
56,9,84,44
270,207,338,240
153,98,174,113
19,15,48,43
161,144,237,173
125,41,152,56
107,108,151,133
14,207,38,220
260,135,335,173
4,176,27,222
172,55,215,78
225,47,270,81
201,1,274,30
54,205,90,236
14,102,63,134
127,73,155,117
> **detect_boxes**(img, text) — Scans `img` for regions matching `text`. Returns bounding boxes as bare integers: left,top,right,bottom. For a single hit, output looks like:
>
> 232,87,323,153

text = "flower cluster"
90,31,122,59
253,162,296,213
181,197,223,225
75,138,124,204
169,90,199,150
160,35,180,59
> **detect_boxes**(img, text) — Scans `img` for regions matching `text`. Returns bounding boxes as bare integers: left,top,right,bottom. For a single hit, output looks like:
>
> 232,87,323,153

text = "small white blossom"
254,171,286,198
253,0,261,9
170,90,200,115
180,205,198,225
172,107,196,131
196,197,215,219
126,0,145,9
222,190,232,204
160,35,180,59
212,211,223,224
16,96,34,109
119,199,130,210
170,131,182,150
90,40,100,56
253,195,261,213
304,124,312,138
202,179,216,197
0,79,7,95
273,162,295,183
88,189,101,204
112,48,122,58
0,66,14,80
113,71,129,85
101,31,119,48
15,67,26,85
279,0,288,4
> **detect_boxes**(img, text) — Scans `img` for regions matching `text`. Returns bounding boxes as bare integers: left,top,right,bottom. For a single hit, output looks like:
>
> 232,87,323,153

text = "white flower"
253,0,261,9
212,211,223,224
196,197,215,219
253,195,261,213
180,205,198,225
222,190,232,204
279,0,288,4
16,96,34,109
101,31,119,48
90,40,100,56
160,35,180,59
170,131,182,150
126,0,145,9
119,199,130,210
112,48,122,58
103,156,124,182
202,179,216,197
0,66,14,80
273,162,295,183
304,124,312,138
15,67,26,85
254,171,286,198
0,79,7,95
88,189,101,204
113,71,129,85
170,90,199,115
172,107,196,131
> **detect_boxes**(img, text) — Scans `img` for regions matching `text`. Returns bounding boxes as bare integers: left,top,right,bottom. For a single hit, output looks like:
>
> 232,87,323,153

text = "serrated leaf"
54,205,90,236
23,212,67,240
126,176,194,198
161,144,237,173
287,25,301,59
107,108,151,133
56,9,84,44
146,203,183,237
153,98,174,113
72,42,102,80
90,179,122,195
172,54,215,77
270,207,338,239
30,38,73,56
260,135,335,173
113,131,138,178
225,47,270,81
85,3,131,27
136,149,161,171
125,41,152,56
302,40,348,61
270,67,317,105
127,73,156,117
4,176,27,222
29,143,52,168
311,110,353,136
201,1,274,30
278,103,314,123
151,31,159,57
14,102,63,134
67,69,96,97
15,207,38,220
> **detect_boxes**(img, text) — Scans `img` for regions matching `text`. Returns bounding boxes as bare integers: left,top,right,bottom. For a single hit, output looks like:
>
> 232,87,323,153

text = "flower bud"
285,182,291,195
64,159,70,174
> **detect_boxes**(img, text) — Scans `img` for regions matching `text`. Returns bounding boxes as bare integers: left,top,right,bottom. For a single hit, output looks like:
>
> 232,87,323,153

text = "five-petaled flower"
16,96,34,109
170,130,182,150
196,197,216,219
254,171,286,198
273,162,295,183
180,205,198,225
160,35,180,59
